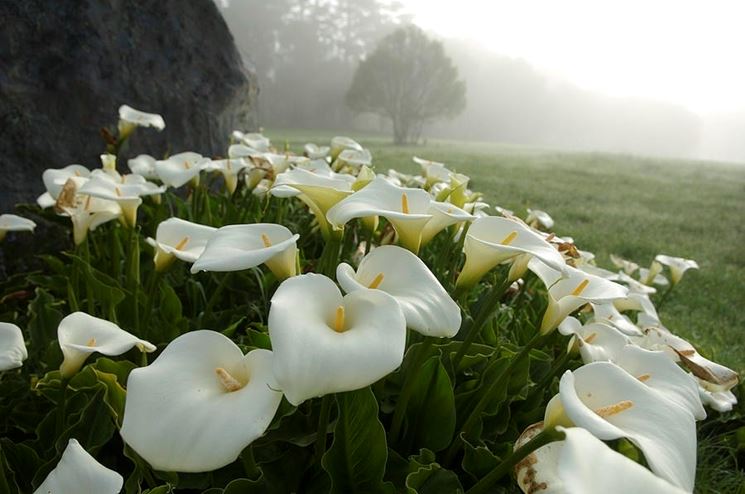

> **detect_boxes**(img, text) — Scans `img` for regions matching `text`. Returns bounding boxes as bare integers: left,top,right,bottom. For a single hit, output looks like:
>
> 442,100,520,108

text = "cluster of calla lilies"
0,105,739,493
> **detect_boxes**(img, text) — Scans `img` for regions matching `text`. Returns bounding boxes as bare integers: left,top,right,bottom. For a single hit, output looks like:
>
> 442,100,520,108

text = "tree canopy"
346,25,466,144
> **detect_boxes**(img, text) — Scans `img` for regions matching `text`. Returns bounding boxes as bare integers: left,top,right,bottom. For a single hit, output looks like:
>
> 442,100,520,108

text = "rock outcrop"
0,0,258,211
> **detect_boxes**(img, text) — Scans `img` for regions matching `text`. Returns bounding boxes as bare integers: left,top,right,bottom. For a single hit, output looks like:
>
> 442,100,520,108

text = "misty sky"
402,0,745,114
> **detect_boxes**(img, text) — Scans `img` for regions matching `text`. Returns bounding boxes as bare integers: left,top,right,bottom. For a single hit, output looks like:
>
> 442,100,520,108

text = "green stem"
55,380,69,437
205,273,230,315
141,271,160,337
241,446,261,480
465,427,565,494
389,337,433,445
314,394,333,463
445,331,550,465
656,285,674,310
451,277,510,371
318,234,342,277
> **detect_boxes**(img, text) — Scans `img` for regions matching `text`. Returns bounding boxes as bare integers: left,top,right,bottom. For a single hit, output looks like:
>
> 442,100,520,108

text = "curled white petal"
269,274,406,405
120,331,282,472
34,439,123,494
0,322,27,371
336,245,461,337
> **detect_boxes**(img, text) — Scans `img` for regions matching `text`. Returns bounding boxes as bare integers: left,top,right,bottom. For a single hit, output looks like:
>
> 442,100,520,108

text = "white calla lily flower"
128,154,159,180
191,223,299,280
228,143,262,159
326,177,473,253
233,131,271,151
55,179,122,245
34,439,123,494
0,214,36,241
155,152,209,188
336,147,372,169
515,424,687,494
698,386,738,413
337,245,461,337
558,319,629,363
77,177,145,228
204,158,250,194
528,259,629,333
272,167,354,238
610,254,640,275
269,274,406,405
413,156,451,187
638,261,668,286
146,218,217,271
526,208,554,230
330,136,363,160
655,254,699,285
120,330,282,472
612,345,706,420
456,215,567,289
0,322,27,371
117,104,165,138
304,142,330,159
590,302,643,336
58,312,156,378
546,362,697,491
41,164,91,203
615,271,658,295
639,326,739,393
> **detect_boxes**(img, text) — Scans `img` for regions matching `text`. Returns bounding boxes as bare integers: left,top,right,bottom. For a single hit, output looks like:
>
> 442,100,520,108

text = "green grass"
268,128,745,374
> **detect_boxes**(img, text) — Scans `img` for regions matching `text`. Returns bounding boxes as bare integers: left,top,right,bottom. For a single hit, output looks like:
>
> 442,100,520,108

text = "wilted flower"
268,274,406,405
146,218,217,272
58,312,155,378
0,322,27,371
336,245,461,337
37,164,91,207
0,214,36,241
34,439,123,494
120,330,282,472
654,254,699,285
191,223,299,280
515,424,687,494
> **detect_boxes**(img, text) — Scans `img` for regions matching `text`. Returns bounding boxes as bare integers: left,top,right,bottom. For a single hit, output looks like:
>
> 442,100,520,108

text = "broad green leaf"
405,449,463,494
322,388,393,494
403,356,456,452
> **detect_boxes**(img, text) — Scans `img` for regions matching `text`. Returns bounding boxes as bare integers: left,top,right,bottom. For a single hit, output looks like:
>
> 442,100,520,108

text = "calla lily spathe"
413,156,451,187
191,223,299,280
34,439,123,494
54,178,122,245
326,176,473,253
337,245,461,337
272,167,355,238
204,158,250,194
655,254,699,285
155,152,209,188
78,176,159,228
128,154,159,180
529,259,629,333
146,217,217,271
120,330,282,472
336,147,372,170
0,214,36,241
117,104,165,138
268,273,406,405
330,136,363,160
545,362,697,491
525,208,554,230
456,215,568,289
304,142,330,159
610,254,640,275
638,260,668,286
233,131,271,152
515,424,687,494
38,164,91,207
558,319,629,364
58,312,156,378
0,322,27,371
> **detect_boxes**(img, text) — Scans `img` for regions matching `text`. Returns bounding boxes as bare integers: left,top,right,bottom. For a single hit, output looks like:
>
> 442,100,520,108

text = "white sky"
401,0,745,114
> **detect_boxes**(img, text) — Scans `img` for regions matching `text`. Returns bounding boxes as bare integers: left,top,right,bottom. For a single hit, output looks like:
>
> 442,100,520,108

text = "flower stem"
451,277,510,371
465,427,565,494
314,394,333,463
388,337,433,445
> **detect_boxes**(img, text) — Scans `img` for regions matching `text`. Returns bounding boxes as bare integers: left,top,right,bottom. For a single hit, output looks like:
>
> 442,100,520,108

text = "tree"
346,25,466,144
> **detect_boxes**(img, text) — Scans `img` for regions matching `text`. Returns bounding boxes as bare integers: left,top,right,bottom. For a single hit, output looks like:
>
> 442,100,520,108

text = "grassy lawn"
268,128,745,375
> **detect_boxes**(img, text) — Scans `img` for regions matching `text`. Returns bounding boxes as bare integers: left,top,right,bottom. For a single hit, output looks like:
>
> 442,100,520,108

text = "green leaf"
403,356,456,452
322,388,393,494
26,288,64,364
405,449,463,494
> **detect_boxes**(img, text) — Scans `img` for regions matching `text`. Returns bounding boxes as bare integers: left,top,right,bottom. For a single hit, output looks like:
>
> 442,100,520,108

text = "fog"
219,1,745,163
